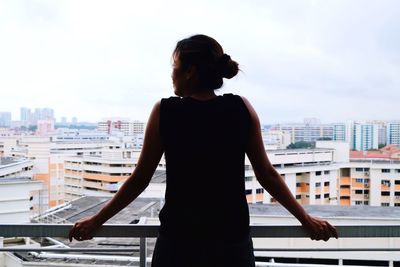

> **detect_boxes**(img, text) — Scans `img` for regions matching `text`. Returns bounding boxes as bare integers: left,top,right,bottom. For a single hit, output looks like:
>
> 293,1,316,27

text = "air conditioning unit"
365,172,370,176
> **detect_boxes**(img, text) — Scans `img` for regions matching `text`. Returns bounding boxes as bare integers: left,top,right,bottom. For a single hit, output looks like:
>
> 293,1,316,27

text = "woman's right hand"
68,216,102,242
301,214,338,241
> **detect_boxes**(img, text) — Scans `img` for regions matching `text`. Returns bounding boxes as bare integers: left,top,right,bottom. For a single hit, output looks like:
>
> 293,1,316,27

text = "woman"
69,34,338,267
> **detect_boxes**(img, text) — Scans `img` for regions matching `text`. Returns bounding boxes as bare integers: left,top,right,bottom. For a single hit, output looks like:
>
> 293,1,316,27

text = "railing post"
140,237,147,267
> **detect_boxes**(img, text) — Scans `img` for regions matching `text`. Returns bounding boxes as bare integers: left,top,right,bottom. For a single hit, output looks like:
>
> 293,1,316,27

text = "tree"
287,141,315,149
28,125,37,131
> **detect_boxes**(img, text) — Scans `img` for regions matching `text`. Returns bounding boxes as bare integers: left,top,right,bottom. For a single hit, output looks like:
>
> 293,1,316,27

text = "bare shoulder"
238,95,259,123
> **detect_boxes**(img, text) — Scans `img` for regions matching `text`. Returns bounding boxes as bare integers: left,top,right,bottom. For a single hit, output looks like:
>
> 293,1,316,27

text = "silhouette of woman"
69,34,338,267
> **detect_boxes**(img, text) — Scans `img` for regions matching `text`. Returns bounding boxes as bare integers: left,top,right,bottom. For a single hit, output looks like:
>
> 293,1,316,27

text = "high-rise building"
332,123,346,141
387,122,400,146
0,112,12,127
20,107,31,126
352,122,379,151
271,120,334,143
41,108,54,120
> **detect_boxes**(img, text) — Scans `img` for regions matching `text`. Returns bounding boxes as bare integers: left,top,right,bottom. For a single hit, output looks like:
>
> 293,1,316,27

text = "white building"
271,120,334,143
0,157,42,222
97,118,145,136
387,122,400,146
262,129,291,150
64,145,142,201
36,120,55,136
352,122,379,151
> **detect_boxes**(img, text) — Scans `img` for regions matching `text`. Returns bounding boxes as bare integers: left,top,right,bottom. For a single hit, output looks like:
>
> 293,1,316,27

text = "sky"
0,0,399,124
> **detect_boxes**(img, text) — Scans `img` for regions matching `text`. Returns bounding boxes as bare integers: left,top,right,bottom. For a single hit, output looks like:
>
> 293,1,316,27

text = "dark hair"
173,34,239,91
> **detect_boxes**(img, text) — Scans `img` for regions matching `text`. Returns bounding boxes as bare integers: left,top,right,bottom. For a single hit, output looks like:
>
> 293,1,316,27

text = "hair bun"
217,53,239,79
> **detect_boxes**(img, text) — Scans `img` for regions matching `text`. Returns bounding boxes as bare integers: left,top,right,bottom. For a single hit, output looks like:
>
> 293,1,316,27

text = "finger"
327,223,338,239
69,226,76,242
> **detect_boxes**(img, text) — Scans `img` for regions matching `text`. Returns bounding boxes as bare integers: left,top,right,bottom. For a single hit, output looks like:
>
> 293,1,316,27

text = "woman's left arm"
242,96,338,241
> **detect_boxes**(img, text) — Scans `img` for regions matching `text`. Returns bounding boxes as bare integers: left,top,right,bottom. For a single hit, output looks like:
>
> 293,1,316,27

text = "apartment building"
7,135,115,208
0,157,42,222
245,147,340,206
352,122,379,151
261,129,291,149
64,145,141,201
270,121,335,143
97,118,145,136
242,141,400,208
387,121,400,146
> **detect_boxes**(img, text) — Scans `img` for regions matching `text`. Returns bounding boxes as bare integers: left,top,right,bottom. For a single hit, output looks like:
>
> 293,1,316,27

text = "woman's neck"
187,90,217,100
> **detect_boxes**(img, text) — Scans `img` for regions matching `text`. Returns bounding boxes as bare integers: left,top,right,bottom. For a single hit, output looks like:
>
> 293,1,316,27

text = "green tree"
287,141,315,149
378,144,386,149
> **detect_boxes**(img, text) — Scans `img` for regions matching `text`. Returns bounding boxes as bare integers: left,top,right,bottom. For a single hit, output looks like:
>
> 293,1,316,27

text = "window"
381,203,390,206
296,182,301,187
395,203,400,207
324,193,329,198
364,190,369,194
316,194,321,199
382,169,391,173
256,188,264,194
395,192,400,196
364,201,369,205
395,180,400,185
355,190,363,194
296,195,301,199
381,191,390,196
324,181,330,186
396,169,400,173
315,171,321,176
324,170,330,175
315,182,321,187
355,168,363,172
355,201,363,205
381,180,391,186
355,178,363,183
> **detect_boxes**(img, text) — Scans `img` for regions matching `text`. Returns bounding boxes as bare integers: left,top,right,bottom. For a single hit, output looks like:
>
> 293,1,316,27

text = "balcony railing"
1,224,400,267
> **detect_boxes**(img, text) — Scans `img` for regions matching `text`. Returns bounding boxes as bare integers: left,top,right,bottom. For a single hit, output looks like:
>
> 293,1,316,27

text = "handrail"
1,224,400,267
1,224,400,238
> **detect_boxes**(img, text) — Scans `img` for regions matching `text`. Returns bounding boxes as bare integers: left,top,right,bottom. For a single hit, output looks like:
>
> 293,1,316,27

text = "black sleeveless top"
158,94,251,241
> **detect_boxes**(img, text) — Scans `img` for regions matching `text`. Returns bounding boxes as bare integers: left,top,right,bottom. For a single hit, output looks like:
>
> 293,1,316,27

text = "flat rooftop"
0,157,17,166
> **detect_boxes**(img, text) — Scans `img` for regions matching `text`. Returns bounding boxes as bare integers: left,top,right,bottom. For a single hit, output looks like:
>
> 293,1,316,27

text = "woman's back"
159,94,251,241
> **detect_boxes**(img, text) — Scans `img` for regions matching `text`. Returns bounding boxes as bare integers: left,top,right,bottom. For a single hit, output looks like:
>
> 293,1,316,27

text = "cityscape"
1,106,400,266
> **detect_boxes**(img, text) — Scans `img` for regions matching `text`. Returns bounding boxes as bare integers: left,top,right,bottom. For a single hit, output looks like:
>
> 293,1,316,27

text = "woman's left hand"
301,214,338,241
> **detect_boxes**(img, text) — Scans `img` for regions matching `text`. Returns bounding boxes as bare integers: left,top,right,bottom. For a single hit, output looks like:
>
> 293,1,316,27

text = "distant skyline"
1,0,400,124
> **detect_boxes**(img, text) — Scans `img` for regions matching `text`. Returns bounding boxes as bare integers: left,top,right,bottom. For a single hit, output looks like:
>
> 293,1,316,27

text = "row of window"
355,167,400,173
296,193,330,199
296,181,330,187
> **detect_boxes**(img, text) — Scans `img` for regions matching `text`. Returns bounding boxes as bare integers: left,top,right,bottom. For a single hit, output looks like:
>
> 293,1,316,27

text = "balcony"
2,224,400,267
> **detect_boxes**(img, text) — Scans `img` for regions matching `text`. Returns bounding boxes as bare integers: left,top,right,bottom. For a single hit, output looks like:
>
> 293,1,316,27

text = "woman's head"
172,34,239,96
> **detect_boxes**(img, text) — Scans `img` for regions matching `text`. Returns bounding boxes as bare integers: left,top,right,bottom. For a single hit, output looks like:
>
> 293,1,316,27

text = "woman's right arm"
69,101,164,241
241,96,337,241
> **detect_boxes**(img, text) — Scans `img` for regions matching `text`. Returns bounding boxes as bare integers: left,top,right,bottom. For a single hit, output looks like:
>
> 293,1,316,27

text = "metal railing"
1,224,400,267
